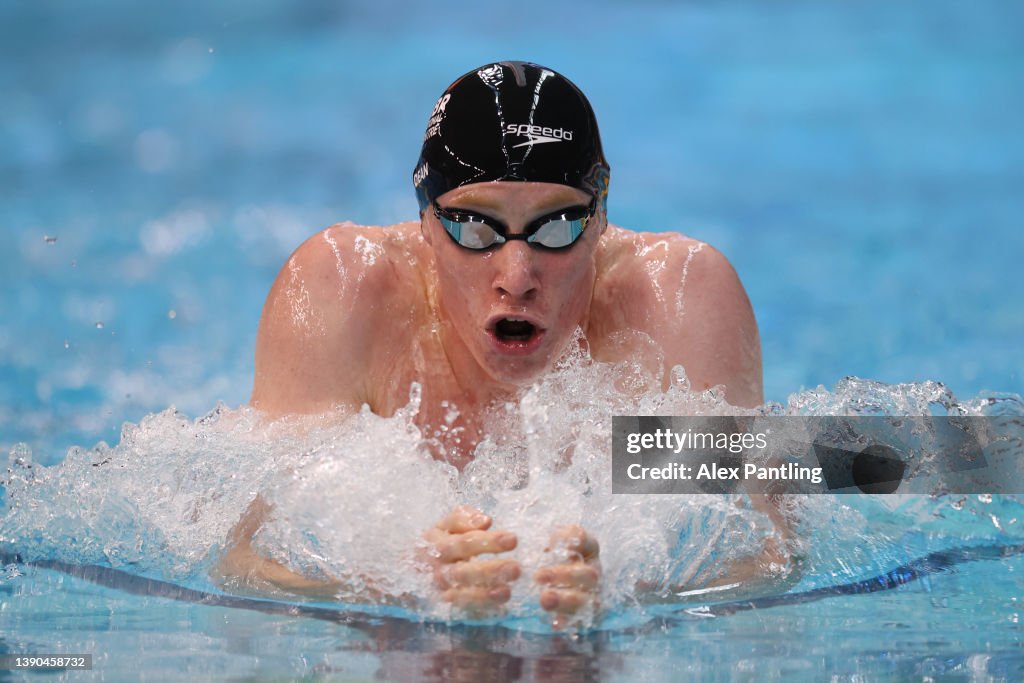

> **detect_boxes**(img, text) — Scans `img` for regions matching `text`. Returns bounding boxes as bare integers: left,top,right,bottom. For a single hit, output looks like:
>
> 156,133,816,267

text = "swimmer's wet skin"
222,61,780,627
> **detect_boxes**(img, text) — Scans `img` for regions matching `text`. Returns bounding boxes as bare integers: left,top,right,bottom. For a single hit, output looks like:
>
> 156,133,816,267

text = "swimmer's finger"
442,585,511,609
564,527,600,560
539,588,590,615
446,558,521,587
534,564,600,590
547,525,600,561
436,505,492,534
438,529,517,563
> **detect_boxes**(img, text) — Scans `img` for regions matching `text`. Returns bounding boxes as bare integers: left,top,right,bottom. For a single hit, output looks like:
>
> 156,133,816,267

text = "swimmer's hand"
421,505,521,615
534,525,601,630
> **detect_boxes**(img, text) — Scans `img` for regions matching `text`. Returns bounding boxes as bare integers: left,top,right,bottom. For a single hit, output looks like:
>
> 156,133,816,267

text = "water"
3,360,1024,679
5,555,1023,680
3,0,1024,679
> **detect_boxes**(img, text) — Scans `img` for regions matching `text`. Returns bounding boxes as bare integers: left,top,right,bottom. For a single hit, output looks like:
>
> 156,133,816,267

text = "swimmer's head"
413,61,610,214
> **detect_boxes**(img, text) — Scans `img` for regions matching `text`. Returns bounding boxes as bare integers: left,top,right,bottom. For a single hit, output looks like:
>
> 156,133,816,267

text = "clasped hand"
422,505,600,628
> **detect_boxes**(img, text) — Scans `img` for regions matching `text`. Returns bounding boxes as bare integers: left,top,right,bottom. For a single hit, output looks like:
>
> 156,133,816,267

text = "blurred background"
2,0,1022,463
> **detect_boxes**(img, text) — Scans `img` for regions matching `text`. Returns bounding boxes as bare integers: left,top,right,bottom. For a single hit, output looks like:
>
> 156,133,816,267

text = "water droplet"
70,259,77,267
43,235,57,244
208,47,214,53
95,321,104,329
7,443,33,469
1,563,25,582
63,340,70,349
168,309,177,320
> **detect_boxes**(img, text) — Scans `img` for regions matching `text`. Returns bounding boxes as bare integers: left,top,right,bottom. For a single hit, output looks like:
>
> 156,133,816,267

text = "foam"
2,349,1023,625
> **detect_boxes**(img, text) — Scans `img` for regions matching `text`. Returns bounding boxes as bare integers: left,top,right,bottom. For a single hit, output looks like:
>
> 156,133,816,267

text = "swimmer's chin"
475,359,558,391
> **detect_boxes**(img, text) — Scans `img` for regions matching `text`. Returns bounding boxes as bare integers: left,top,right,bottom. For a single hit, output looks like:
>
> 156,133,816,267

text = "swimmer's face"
422,181,606,387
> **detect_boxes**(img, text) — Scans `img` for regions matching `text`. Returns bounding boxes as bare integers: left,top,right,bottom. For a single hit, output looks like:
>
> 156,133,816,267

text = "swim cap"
413,61,610,213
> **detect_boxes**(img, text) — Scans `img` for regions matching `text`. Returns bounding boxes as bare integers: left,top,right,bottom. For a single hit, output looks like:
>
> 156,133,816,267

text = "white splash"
2,354,1023,625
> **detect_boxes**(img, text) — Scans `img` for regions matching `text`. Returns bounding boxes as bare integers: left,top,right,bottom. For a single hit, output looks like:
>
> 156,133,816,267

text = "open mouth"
494,318,538,343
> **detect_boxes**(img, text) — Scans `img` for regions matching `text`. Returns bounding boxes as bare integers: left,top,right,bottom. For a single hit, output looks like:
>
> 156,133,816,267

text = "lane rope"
3,543,1022,634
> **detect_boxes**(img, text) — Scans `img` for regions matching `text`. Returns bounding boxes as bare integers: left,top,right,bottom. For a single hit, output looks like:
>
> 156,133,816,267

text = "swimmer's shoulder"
252,221,428,414
285,220,427,304
272,219,431,355
592,224,762,404
595,224,734,310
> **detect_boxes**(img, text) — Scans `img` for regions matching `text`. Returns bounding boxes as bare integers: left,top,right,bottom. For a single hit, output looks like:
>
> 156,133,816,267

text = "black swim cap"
413,61,610,213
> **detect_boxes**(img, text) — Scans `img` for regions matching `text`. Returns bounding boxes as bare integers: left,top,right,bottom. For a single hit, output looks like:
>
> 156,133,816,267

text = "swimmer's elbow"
213,539,344,599
212,533,261,588
212,495,269,586
213,497,345,599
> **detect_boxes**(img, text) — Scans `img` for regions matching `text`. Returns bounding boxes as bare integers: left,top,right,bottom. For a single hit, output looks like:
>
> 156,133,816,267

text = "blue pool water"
2,0,1024,679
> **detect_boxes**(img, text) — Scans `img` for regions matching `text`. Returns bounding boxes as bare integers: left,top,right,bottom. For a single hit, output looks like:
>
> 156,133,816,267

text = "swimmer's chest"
366,334,487,468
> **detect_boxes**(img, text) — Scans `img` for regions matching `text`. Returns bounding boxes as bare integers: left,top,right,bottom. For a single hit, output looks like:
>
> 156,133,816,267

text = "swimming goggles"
432,197,597,251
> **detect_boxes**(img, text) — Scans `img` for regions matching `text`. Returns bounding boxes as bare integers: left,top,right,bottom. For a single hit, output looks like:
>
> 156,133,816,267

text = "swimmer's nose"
492,241,539,300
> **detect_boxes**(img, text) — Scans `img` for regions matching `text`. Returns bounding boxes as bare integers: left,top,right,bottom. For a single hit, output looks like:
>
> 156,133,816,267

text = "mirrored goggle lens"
438,215,504,249
527,217,586,249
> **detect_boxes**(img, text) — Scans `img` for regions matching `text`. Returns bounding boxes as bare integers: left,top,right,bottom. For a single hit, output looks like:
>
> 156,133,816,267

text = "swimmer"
218,61,781,625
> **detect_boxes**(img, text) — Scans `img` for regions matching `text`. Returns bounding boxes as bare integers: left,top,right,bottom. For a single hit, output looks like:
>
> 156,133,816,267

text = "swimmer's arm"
639,548,800,603
214,496,341,598
613,238,790,598
659,244,798,592
710,493,799,593
634,527,799,603
213,496,399,602
216,500,522,610
250,227,384,416
633,492,799,602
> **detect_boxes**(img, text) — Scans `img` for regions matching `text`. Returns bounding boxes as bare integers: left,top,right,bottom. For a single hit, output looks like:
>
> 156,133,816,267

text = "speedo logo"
505,123,574,148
